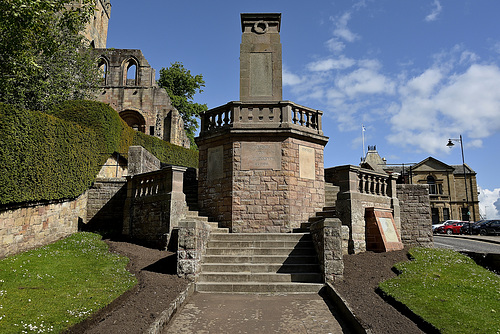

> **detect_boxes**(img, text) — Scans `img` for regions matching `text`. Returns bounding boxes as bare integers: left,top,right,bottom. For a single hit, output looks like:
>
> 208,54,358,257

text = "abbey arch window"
119,110,146,133
97,57,108,85
123,58,139,86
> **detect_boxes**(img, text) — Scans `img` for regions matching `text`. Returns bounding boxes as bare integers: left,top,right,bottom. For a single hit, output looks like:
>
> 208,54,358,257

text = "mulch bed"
68,241,425,334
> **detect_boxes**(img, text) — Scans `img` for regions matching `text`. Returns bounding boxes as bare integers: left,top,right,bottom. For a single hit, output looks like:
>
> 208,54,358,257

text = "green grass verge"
0,232,137,333
379,247,500,334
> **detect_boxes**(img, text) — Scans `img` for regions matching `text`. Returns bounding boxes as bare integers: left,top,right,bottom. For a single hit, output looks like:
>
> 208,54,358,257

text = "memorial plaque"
250,53,273,97
241,142,281,170
299,145,315,180
207,146,223,180
379,217,399,243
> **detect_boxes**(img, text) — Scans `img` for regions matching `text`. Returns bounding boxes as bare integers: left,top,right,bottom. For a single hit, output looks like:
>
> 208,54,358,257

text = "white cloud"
332,12,359,43
282,68,303,86
307,57,356,72
336,68,395,98
425,0,443,22
478,187,500,219
388,63,500,153
325,38,345,53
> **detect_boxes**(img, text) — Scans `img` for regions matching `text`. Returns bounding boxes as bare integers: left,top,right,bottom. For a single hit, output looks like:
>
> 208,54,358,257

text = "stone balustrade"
325,165,395,198
200,101,324,136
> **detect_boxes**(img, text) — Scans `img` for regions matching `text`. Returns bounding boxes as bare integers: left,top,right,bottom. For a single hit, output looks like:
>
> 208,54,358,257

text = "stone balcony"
199,101,325,140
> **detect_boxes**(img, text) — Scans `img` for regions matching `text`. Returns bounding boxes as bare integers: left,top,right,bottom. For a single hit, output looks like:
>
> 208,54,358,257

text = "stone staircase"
196,233,324,293
181,210,229,233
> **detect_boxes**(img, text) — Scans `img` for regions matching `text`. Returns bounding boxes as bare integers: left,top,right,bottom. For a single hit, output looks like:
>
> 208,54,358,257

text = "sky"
106,0,500,219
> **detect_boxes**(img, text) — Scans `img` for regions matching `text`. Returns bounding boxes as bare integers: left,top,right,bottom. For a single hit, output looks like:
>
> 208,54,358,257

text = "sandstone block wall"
310,218,344,282
397,184,433,247
198,135,325,233
0,194,87,258
85,178,127,235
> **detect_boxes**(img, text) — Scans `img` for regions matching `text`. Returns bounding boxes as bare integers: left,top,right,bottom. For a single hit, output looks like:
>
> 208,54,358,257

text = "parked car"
433,220,462,234
461,220,486,235
470,220,491,235
435,221,466,235
478,220,500,236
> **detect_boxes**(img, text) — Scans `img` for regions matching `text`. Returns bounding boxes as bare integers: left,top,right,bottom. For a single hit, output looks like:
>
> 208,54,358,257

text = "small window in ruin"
98,58,108,85
126,62,137,86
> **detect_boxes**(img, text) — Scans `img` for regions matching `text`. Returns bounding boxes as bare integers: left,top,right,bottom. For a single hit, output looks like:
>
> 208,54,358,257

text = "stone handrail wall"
123,166,187,249
325,165,396,198
200,101,323,136
325,165,400,254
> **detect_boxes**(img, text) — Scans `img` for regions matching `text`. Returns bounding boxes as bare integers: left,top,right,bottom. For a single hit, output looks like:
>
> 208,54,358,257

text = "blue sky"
106,0,500,219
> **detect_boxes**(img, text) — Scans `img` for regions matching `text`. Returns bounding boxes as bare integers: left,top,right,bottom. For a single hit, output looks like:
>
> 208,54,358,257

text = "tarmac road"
433,235,500,254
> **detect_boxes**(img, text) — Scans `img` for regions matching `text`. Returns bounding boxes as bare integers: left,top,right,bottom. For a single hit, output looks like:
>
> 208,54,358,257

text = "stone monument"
196,13,329,232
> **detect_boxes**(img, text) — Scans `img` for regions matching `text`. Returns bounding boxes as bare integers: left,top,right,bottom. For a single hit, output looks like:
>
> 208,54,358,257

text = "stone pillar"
240,13,282,102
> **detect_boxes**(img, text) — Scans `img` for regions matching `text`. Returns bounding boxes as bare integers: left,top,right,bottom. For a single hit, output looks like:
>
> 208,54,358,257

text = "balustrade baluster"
306,111,311,127
223,109,229,126
292,108,298,124
299,110,305,125
358,173,364,193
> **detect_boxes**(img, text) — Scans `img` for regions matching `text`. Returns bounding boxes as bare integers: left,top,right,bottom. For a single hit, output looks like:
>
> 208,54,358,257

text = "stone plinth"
197,102,328,233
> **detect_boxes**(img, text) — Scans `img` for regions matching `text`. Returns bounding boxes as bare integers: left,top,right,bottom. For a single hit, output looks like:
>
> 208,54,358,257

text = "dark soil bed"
69,241,424,334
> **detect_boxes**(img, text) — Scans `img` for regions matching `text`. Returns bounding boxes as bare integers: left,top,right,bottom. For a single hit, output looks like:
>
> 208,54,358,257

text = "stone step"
205,247,316,256
202,254,318,264
206,240,313,248
198,272,323,283
209,233,311,242
196,282,324,294
200,263,321,273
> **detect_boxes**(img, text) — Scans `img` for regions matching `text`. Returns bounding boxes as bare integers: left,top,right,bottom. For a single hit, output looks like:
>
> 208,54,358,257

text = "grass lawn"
0,232,137,333
379,247,500,334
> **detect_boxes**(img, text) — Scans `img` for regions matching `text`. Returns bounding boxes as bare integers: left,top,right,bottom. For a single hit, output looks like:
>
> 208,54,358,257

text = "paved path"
164,292,349,333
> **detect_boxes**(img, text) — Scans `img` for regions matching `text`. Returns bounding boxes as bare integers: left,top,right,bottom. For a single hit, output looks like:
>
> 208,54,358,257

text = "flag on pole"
362,125,366,132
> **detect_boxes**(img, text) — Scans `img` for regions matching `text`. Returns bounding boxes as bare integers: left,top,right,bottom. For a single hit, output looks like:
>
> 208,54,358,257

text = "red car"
435,221,466,234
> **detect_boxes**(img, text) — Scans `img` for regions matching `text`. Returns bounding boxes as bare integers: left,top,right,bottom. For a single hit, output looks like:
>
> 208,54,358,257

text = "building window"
443,208,450,221
427,175,437,195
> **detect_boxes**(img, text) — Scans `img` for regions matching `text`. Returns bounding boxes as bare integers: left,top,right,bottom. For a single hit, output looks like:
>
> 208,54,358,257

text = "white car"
432,220,463,234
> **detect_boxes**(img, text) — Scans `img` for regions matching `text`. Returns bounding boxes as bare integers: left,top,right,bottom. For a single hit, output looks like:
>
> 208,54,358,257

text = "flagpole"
362,124,366,161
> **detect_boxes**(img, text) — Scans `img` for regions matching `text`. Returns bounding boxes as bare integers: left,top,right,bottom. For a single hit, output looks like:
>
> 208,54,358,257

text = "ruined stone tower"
196,13,329,233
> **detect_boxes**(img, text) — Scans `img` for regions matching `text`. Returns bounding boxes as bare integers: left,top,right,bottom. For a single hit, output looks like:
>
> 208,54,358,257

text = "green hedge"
0,101,198,205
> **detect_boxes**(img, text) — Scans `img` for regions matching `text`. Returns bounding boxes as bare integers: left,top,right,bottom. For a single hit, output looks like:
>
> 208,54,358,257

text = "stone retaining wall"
0,193,87,258
397,184,433,247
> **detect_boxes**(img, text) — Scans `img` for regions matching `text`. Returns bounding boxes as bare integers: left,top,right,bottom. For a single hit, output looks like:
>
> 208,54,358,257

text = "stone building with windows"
79,0,190,148
362,147,480,224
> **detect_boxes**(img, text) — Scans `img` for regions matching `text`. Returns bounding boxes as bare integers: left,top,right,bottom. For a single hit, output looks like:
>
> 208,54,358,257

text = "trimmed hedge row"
0,101,198,205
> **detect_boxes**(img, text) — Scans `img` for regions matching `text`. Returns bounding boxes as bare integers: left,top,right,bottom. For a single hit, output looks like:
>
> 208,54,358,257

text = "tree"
157,62,208,148
0,0,100,111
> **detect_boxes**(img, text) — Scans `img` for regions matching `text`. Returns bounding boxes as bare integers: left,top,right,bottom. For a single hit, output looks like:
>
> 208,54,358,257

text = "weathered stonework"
80,0,111,48
176,220,211,280
198,131,326,232
0,194,88,258
310,218,344,282
326,165,400,254
95,49,190,148
85,178,127,235
123,166,187,249
397,184,433,247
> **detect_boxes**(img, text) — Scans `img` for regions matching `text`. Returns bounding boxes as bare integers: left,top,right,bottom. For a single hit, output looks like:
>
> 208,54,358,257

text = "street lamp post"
447,135,471,225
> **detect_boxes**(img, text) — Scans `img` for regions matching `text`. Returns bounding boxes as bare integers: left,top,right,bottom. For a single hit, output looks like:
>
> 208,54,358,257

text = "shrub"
0,101,198,205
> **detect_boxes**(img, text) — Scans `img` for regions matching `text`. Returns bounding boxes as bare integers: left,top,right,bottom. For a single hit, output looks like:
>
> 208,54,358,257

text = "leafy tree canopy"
158,62,208,148
0,0,100,111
